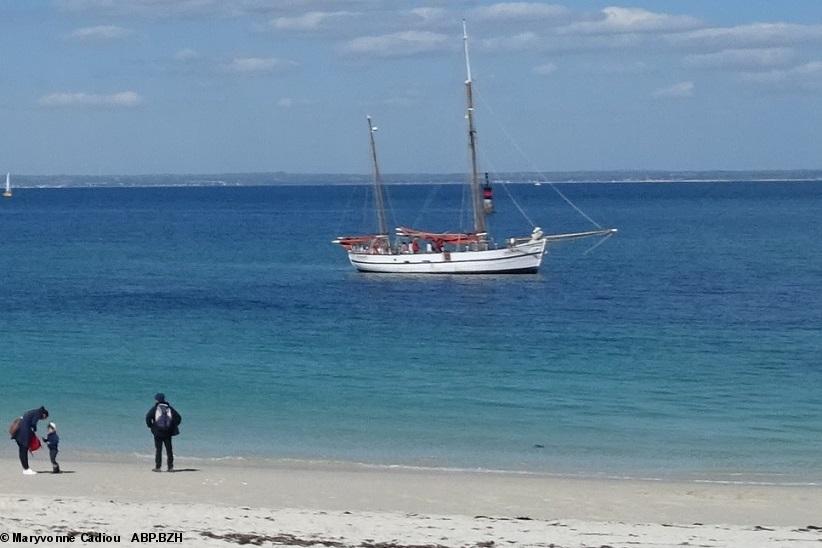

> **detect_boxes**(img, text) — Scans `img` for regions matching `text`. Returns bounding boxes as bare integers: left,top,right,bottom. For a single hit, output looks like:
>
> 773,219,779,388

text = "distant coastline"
6,170,822,188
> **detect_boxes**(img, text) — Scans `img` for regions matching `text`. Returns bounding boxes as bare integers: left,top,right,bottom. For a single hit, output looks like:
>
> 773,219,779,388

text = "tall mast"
366,116,388,236
463,20,485,235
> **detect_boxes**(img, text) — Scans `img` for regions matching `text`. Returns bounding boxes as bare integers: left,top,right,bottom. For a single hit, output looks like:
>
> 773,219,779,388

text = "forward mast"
463,20,486,239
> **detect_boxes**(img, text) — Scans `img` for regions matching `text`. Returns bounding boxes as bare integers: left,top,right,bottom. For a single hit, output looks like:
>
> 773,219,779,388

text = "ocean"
1,181,820,484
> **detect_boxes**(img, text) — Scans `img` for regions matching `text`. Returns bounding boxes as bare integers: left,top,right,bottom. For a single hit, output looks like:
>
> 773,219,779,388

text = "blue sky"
1,0,822,175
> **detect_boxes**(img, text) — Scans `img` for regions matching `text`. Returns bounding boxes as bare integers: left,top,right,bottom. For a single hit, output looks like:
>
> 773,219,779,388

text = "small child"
42,422,60,473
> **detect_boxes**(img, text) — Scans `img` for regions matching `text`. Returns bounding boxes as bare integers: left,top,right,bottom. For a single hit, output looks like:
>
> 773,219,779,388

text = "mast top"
462,19,472,83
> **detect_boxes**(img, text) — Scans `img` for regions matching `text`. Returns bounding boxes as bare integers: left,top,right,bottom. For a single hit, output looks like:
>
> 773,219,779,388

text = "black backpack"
154,404,173,432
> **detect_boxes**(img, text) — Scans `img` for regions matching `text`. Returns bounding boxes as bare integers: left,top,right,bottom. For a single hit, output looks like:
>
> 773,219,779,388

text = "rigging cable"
499,180,536,228
582,231,615,255
476,89,603,230
411,184,441,228
382,183,398,235
460,175,469,233
333,183,359,237
477,142,536,229
361,185,372,232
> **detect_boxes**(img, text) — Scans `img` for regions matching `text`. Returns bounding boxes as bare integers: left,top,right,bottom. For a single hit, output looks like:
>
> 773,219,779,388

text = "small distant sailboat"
334,21,616,274
3,173,11,198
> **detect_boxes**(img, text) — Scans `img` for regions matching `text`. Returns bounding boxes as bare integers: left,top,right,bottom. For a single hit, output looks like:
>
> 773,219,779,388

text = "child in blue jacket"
42,422,60,473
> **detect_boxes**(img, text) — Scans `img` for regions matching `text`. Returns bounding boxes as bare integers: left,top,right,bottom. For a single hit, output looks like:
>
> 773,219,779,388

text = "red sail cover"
396,227,483,244
335,236,374,247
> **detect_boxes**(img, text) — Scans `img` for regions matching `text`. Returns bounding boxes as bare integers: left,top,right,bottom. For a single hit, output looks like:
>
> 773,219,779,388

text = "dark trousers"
17,442,29,470
49,448,60,472
154,436,173,469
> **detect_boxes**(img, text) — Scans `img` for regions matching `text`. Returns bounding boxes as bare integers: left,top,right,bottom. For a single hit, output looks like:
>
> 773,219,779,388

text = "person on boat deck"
433,239,444,253
411,239,420,254
11,406,49,474
400,242,408,253
425,241,433,253
372,240,388,254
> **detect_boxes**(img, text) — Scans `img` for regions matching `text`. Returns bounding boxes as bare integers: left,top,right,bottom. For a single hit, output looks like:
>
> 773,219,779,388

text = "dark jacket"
145,402,182,437
13,408,44,447
44,431,60,450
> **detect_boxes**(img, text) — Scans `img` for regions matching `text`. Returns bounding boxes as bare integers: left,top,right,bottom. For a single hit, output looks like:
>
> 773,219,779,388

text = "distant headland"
7,170,822,188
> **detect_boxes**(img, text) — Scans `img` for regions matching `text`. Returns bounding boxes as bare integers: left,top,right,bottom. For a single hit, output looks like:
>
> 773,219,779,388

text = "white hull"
335,25,616,274
348,239,546,274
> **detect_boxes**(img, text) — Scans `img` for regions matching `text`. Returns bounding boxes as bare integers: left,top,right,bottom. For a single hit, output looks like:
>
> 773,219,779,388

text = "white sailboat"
334,22,616,274
3,173,11,198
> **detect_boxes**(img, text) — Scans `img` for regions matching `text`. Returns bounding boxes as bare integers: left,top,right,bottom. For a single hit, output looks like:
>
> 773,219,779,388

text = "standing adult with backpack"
145,393,181,472
9,406,49,475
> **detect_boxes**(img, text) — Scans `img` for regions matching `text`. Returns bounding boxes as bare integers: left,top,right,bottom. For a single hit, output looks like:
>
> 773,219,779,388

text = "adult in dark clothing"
11,406,49,474
145,393,181,472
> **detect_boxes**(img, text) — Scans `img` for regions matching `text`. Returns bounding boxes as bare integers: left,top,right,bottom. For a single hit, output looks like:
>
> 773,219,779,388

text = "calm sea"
2,182,820,483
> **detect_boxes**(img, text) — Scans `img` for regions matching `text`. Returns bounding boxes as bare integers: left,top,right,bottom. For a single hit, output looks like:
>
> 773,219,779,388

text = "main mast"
366,116,388,236
463,20,486,237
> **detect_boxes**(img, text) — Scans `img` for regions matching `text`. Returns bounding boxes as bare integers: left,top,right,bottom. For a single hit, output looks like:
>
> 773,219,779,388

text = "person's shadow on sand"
167,468,199,473
37,471,76,474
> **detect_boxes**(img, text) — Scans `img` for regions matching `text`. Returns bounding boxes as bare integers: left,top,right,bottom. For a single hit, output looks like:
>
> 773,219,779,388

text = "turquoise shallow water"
1,182,821,483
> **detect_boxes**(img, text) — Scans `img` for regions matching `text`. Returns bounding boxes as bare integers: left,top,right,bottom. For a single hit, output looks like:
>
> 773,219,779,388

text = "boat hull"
348,239,546,274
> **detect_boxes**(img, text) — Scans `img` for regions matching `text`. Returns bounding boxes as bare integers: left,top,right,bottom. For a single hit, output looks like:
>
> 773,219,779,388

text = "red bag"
29,435,41,452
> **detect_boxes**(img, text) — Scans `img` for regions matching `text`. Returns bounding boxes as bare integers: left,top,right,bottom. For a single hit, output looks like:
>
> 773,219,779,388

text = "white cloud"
56,0,386,18
276,97,313,108
588,61,650,75
342,31,449,58
57,0,224,15
477,8,695,55
66,25,133,42
472,3,569,22
221,57,298,74
684,48,795,70
38,91,143,108
407,7,447,23
563,7,702,35
373,88,423,108
670,23,822,50
174,48,199,62
479,32,541,52
271,11,353,31
57,0,266,17
533,62,557,75
480,31,643,54
652,81,694,98
741,61,822,87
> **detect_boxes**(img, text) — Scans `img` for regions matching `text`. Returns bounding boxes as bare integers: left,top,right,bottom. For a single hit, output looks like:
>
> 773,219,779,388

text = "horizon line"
6,168,822,179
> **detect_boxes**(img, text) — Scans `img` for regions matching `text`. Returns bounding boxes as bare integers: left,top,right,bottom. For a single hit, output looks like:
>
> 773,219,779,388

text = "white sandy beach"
1,455,821,547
